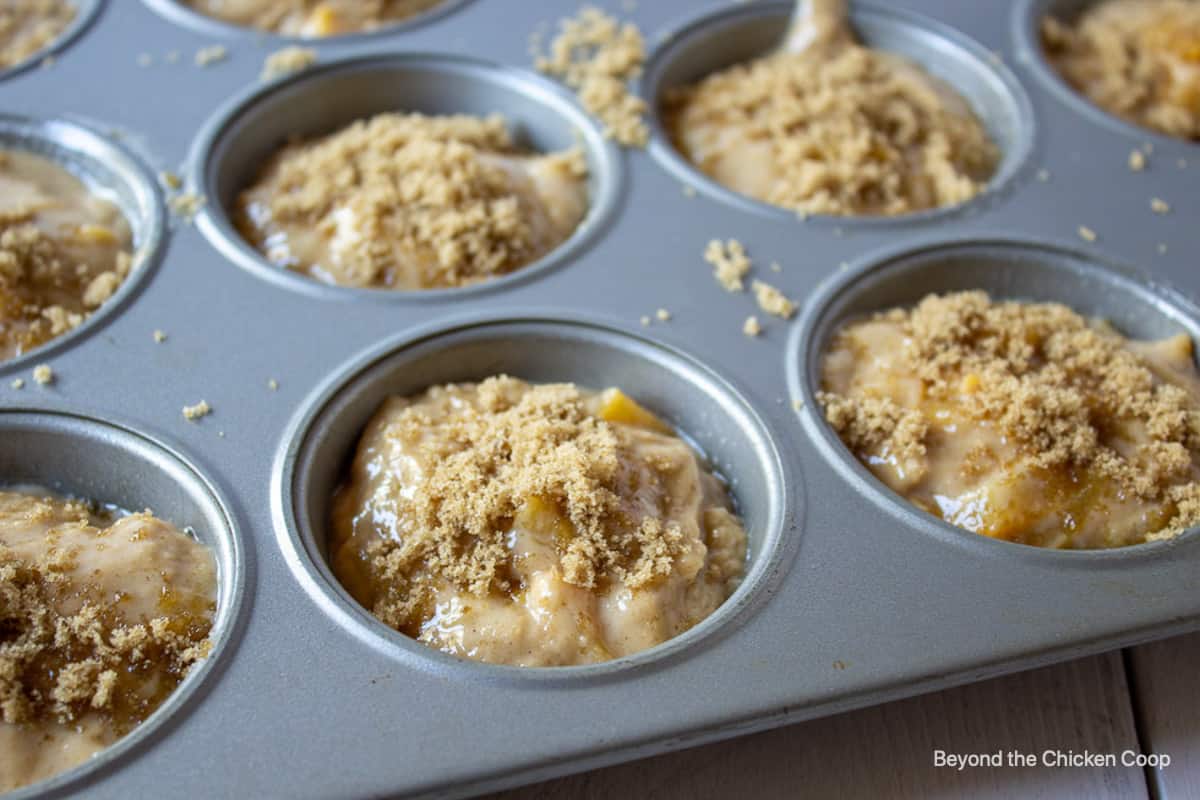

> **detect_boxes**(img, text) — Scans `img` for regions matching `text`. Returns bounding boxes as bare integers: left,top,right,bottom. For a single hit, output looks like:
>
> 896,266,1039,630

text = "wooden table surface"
490,633,1199,799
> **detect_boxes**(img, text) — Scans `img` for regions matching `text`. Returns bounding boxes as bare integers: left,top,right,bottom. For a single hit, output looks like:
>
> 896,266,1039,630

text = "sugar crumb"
655,308,671,321
158,171,182,190
182,400,211,421
535,8,649,147
1036,168,1051,182
195,45,227,67
262,46,317,80
752,280,796,319
267,378,279,391
1078,225,1097,242
10,378,24,390
153,329,167,343
743,316,762,337
1151,197,1171,214
32,364,53,385
1129,149,1146,171
640,315,651,326
169,192,206,222
704,238,751,292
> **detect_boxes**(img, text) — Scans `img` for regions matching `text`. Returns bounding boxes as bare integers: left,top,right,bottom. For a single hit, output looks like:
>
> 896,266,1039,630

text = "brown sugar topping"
819,291,1200,537
237,113,587,289
362,377,693,629
0,509,212,731
666,43,998,216
0,0,76,68
1042,0,1200,141
0,150,134,361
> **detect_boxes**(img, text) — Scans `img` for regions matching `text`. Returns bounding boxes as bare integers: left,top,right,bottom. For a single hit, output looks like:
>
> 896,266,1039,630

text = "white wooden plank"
1128,633,1200,800
488,653,1145,800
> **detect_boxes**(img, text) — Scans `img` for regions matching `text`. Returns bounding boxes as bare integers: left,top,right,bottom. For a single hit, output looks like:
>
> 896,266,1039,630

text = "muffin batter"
1043,0,1200,140
184,0,443,36
0,0,75,69
0,149,133,362
329,377,747,666
819,291,1200,549
236,113,589,290
664,7,998,216
0,489,217,792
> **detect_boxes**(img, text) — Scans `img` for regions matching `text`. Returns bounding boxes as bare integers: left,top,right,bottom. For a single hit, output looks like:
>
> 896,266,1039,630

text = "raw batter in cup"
236,113,589,290
819,291,1200,549
329,377,748,666
0,148,133,362
0,489,217,792
664,1,998,217
1042,0,1200,140
184,0,443,36
0,0,76,69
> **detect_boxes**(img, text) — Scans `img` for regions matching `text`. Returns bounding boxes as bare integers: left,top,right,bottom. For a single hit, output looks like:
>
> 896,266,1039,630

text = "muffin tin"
1,0,1198,797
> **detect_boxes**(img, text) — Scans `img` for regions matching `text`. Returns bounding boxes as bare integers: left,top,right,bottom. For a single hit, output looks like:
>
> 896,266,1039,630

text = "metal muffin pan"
275,317,794,680
0,113,165,372
0,411,245,800
1,0,1198,797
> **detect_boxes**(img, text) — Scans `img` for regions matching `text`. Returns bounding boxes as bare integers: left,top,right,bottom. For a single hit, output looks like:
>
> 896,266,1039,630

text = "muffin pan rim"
1012,0,1200,151
640,0,1038,228
0,112,168,377
186,51,625,302
788,233,1200,564
0,0,103,83
0,408,248,800
4,0,1200,795
272,312,801,685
